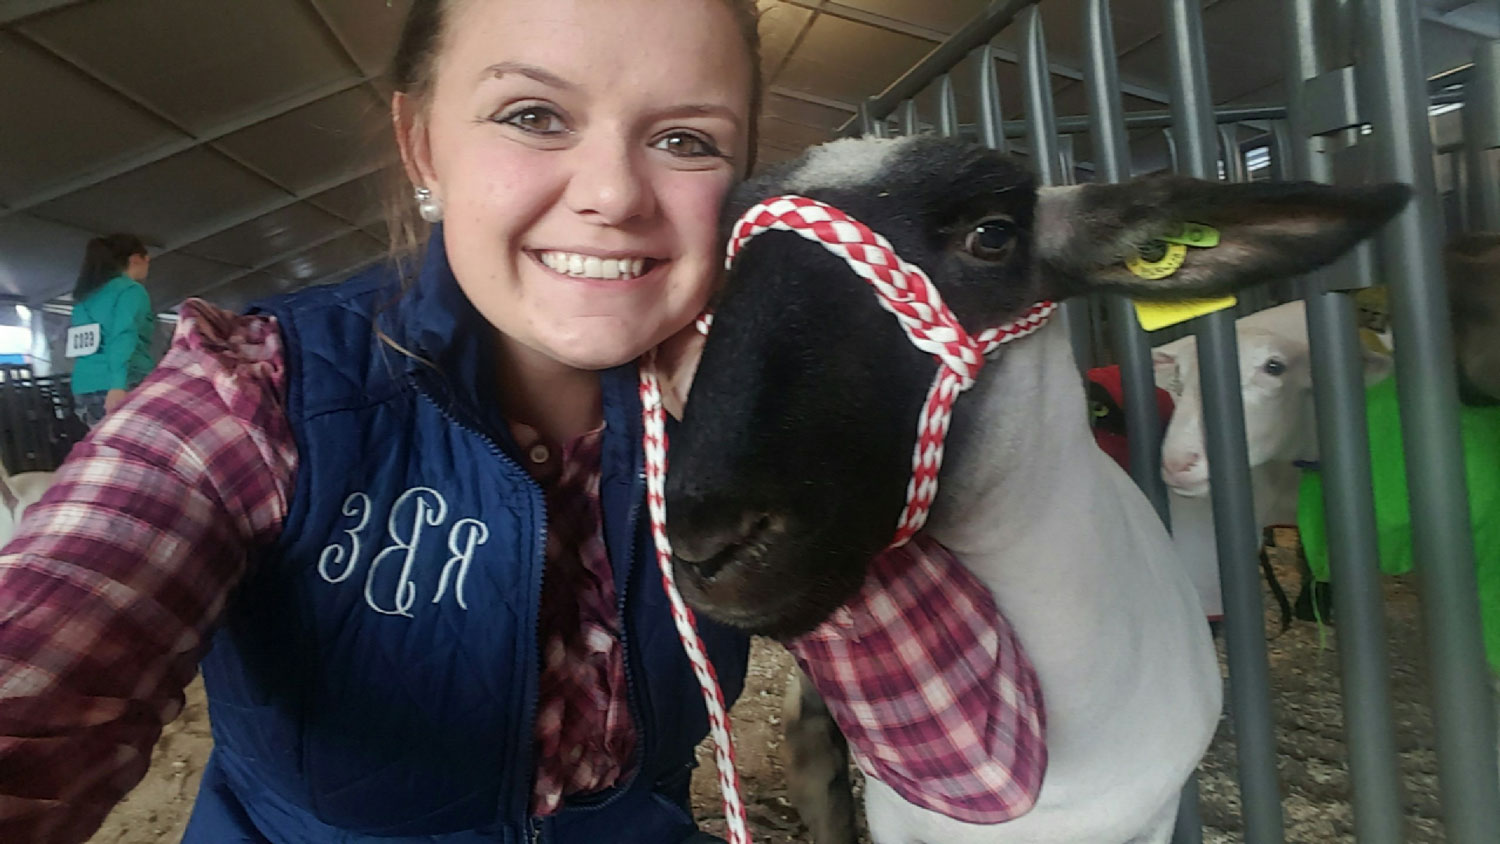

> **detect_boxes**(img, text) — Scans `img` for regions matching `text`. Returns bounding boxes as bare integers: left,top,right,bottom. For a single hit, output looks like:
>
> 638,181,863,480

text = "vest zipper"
411,374,549,829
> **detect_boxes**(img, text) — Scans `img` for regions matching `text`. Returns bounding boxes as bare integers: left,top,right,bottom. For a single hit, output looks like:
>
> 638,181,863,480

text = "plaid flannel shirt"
0,301,634,842
786,534,1047,823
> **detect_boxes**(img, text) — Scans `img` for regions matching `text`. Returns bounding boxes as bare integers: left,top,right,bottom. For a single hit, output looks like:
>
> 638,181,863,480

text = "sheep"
1152,300,1392,622
660,134,1407,843
0,459,56,548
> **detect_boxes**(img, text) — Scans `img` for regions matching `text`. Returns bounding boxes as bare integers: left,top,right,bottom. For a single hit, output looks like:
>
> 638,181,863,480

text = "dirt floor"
90,544,1457,843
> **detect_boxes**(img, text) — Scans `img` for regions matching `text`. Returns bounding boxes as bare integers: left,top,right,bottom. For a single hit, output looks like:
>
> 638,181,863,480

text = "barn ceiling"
1,0,1494,315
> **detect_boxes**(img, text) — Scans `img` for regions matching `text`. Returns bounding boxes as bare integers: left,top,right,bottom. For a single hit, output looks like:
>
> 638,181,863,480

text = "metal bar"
937,74,960,137
994,87,1465,140
801,0,1176,129
1464,42,1500,230
1284,15,1407,835
1084,3,1195,837
1165,1,1285,842
857,99,878,137
1021,5,1090,368
1218,125,1248,183
898,99,920,136
835,0,1039,130
1084,0,1170,520
1359,2,1500,840
975,45,1007,153
768,86,858,115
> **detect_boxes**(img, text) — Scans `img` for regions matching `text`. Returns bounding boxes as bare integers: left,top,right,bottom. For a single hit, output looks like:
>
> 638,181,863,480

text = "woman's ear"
393,92,439,193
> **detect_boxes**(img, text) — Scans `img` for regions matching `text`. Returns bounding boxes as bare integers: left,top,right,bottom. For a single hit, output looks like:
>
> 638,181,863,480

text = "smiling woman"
0,1,764,843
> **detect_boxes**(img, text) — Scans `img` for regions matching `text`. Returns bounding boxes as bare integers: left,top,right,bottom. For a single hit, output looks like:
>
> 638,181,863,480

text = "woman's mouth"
533,249,663,280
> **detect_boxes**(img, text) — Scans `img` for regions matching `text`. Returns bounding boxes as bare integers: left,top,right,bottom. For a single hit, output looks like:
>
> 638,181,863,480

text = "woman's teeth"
538,251,650,279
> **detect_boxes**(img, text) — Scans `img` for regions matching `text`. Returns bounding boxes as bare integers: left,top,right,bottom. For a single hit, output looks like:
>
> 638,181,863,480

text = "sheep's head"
1155,305,1392,496
664,134,1409,637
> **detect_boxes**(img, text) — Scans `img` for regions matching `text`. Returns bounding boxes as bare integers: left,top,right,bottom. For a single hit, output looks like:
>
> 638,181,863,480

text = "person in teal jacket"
68,232,155,425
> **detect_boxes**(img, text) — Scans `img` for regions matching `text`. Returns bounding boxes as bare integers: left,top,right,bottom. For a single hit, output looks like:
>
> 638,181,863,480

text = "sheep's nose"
1163,452,1202,475
670,509,773,580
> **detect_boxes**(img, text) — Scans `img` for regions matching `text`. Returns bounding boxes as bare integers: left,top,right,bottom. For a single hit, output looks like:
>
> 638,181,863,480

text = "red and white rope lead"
640,361,750,844
639,195,1055,844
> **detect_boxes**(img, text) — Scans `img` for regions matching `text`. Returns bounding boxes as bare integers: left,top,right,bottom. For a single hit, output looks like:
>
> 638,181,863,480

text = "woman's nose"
564,138,655,225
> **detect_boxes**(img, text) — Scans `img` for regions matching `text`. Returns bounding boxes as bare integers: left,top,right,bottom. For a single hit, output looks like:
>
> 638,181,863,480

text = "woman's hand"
654,323,706,421
104,389,128,412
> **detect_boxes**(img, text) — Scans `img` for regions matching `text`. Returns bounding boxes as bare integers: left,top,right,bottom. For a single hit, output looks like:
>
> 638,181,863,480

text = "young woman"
66,233,155,425
0,1,761,841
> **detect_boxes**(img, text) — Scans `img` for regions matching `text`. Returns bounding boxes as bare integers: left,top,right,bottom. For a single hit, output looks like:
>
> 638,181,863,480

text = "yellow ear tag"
1128,222,1233,331
1125,241,1187,280
1133,296,1238,331
1159,223,1221,248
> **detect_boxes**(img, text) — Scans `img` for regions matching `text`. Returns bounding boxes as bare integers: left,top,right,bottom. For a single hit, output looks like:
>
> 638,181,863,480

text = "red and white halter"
638,195,1056,844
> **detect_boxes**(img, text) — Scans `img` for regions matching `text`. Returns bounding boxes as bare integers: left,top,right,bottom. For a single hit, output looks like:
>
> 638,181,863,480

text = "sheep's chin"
670,555,867,639
1167,480,1211,499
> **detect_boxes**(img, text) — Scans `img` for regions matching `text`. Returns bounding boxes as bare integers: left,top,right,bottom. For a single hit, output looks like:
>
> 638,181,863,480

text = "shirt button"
529,444,551,464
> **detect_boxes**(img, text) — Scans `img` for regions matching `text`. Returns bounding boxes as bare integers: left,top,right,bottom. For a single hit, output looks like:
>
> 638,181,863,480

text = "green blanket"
1298,377,1500,671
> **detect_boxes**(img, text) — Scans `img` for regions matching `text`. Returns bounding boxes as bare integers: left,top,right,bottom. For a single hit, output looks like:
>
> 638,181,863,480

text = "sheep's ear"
1033,177,1410,302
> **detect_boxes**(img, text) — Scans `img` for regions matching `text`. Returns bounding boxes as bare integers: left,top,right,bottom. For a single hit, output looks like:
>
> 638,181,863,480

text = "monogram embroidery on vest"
318,487,490,616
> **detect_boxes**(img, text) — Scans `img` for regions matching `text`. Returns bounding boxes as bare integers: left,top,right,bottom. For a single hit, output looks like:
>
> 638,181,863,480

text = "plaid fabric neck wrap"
786,534,1046,823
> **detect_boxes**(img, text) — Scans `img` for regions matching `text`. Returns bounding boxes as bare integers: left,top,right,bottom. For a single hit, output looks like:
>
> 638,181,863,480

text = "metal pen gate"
839,1,1500,841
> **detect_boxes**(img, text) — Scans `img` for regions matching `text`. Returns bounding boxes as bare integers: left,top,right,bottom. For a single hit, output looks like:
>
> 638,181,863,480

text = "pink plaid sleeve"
785,534,1047,824
0,300,296,844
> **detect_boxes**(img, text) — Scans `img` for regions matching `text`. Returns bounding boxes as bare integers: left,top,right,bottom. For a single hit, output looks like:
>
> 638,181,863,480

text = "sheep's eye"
1264,358,1287,376
962,218,1017,261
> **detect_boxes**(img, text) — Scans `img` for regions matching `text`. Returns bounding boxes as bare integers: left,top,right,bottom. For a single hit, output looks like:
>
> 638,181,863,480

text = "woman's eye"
498,106,567,135
961,219,1017,261
653,132,721,158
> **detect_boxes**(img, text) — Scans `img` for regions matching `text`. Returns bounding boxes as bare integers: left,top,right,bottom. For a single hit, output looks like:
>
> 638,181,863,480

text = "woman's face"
400,0,753,371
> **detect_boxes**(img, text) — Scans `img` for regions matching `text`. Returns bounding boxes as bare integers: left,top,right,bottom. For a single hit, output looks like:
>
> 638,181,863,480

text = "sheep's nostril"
1163,453,1203,475
671,512,772,580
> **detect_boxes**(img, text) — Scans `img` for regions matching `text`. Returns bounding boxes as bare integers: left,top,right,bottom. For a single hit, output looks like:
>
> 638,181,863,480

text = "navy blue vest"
183,229,750,843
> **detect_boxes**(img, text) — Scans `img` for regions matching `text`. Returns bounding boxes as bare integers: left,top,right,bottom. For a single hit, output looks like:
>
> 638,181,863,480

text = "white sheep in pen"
1152,300,1392,623
660,134,1407,843
0,459,55,549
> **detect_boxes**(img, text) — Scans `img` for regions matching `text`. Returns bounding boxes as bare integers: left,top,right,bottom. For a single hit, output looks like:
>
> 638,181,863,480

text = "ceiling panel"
308,0,410,75
306,168,397,224
764,91,853,132
30,147,288,246
142,251,242,312
19,0,356,134
759,1,815,79
0,33,186,206
846,0,988,35
776,14,934,107
195,271,300,312
177,203,353,269
266,231,385,285
0,213,96,301
212,87,389,194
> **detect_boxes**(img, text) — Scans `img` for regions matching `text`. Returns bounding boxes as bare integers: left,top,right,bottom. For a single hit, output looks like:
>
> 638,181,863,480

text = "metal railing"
839,0,1500,841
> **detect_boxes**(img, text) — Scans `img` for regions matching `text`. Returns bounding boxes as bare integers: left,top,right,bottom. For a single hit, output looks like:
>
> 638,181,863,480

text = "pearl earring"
414,186,444,223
